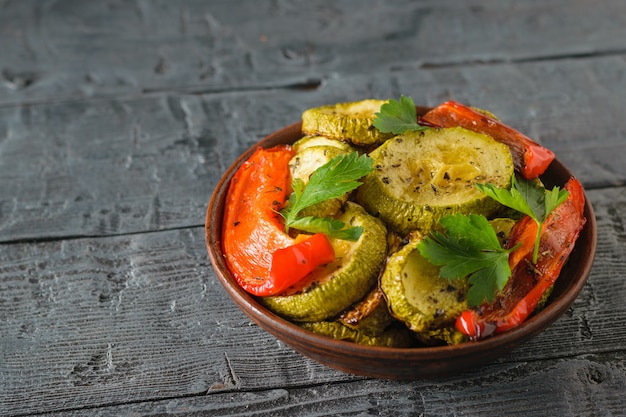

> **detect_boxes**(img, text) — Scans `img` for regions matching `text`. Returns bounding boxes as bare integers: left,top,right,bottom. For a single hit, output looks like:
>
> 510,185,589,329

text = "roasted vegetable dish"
221,97,586,347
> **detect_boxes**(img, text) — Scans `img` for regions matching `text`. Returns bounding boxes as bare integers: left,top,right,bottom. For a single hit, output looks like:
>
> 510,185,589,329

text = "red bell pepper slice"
269,232,335,292
420,100,555,179
456,177,587,339
222,146,336,296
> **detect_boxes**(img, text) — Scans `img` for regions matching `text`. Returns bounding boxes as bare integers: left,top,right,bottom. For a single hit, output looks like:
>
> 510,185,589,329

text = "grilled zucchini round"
355,127,514,234
260,202,387,322
301,99,394,146
380,232,469,334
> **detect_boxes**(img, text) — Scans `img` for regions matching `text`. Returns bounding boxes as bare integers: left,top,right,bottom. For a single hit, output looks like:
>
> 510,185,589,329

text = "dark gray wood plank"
0,227,356,417
1,186,624,416
27,351,626,417
1,0,626,105
1,56,625,242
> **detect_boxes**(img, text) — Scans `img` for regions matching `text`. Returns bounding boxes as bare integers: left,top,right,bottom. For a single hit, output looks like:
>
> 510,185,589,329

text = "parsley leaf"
373,95,430,134
418,213,514,307
476,176,568,263
280,151,373,240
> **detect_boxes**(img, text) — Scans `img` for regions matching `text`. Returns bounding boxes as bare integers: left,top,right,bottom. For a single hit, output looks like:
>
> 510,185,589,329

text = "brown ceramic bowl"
205,119,597,380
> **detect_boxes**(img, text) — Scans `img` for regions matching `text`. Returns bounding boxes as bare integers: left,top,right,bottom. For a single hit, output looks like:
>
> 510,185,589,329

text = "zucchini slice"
301,99,394,146
260,202,388,322
416,326,467,346
355,127,514,234
292,135,356,154
299,321,413,347
489,217,518,247
380,232,468,333
338,287,395,336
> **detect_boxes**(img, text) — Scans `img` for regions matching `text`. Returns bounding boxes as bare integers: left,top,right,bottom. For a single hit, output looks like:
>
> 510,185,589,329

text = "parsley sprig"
418,176,569,307
476,176,569,263
373,95,430,134
418,214,515,307
280,152,374,241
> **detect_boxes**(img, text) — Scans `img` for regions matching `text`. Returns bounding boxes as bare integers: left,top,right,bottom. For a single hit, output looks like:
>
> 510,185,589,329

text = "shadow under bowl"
205,121,597,380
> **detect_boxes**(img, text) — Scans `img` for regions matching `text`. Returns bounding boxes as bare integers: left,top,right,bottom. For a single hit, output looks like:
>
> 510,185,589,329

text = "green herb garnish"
418,213,515,307
476,176,569,263
280,152,374,240
373,95,430,134
417,176,569,306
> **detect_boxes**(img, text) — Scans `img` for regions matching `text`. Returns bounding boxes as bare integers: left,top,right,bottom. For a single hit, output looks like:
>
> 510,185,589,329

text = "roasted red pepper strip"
222,146,337,296
420,100,555,179
456,177,586,339
222,145,295,296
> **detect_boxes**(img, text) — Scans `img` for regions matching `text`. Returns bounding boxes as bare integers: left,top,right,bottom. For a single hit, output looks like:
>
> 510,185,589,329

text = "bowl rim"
205,120,597,376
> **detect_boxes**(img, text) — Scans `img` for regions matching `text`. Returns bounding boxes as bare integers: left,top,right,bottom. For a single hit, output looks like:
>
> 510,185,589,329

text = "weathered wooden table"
1,1,625,416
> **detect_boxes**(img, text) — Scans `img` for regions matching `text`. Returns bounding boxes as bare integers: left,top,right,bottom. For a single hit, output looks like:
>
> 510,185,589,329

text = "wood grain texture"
0,227,355,416
1,56,625,242
1,0,626,105
21,352,626,417
1,186,625,416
